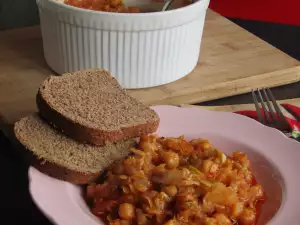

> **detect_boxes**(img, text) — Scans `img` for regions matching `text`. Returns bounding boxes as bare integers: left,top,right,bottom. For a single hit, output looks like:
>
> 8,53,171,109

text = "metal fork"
252,88,292,137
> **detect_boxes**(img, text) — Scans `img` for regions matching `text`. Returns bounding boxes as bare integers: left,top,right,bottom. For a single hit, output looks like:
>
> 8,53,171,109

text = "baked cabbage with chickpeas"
86,135,265,225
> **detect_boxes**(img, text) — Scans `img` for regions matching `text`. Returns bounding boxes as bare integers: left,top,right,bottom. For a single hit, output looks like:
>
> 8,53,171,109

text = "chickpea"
202,160,214,173
238,208,256,225
136,208,148,225
203,217,217,225
118,203,135,220
249,184,264,201
164,219,178,225
233,152,250,168
134,178,150,193
213,213,233,225
109,0,121,7
232,202,244,217
162,151,180,169
162,185,178,197
202,142,211,150
210,163,219,174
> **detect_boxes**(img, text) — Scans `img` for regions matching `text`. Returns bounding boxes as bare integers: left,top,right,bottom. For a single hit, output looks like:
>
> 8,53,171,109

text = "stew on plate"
86,135,265,225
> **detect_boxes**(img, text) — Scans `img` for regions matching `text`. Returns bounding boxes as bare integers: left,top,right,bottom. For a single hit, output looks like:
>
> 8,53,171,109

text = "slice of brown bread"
36,69,159,146
14,114,135,184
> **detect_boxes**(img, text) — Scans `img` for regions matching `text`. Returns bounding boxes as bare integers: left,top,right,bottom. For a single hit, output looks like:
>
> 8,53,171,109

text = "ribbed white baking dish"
37,0,210,88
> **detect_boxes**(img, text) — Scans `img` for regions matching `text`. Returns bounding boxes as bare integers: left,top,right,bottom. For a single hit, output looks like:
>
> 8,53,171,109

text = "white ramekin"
37,0,210,88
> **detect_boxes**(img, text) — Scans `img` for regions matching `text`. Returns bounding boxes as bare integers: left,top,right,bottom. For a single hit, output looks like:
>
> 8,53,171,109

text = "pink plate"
29,105,300,225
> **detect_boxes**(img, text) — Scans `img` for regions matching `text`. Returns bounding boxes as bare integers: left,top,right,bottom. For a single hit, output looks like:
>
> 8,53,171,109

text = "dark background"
0,1,299,224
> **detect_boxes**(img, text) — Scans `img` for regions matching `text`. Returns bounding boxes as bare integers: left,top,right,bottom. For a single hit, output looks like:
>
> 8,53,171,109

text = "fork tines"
252,88,290,130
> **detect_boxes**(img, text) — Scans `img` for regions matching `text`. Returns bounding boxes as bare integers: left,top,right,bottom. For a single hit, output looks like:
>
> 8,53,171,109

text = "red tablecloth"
209,0,300,26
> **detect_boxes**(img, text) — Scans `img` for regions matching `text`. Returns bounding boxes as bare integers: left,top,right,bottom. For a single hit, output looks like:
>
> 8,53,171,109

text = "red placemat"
209,0,300,26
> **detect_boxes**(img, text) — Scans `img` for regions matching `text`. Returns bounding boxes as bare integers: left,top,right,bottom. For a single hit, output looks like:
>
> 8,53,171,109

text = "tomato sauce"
65,0,140,13
252,176,266,225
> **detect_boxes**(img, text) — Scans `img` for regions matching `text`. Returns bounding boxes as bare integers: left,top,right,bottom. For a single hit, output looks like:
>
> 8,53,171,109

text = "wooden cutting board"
0,10,299,126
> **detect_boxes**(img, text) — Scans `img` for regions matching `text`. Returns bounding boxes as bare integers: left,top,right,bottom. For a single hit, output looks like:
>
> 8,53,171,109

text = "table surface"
1,10,300,225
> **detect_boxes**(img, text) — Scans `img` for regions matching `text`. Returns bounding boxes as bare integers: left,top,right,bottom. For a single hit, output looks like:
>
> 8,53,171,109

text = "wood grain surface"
0,10,299,126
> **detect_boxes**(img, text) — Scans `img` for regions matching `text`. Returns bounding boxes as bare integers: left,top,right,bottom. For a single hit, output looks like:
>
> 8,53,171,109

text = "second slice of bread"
37,69,159,146
14,114,135,184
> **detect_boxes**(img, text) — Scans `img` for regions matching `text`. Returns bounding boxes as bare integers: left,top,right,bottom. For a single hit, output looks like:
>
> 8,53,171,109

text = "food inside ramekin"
64,0,141,13
86,135,265,225
63,0,193,13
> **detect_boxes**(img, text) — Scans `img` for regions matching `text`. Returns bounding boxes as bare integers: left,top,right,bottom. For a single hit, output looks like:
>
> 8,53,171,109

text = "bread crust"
36,90,159,146
14,129,100,185
31,155,100,184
